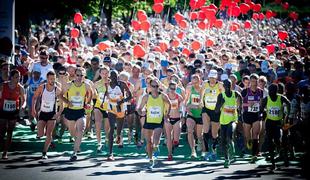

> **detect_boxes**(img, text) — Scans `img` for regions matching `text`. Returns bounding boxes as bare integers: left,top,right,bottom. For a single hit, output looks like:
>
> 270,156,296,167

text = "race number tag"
171,99,178,110
269,107,280,117
248,103,260,112
223,105,236,116
149,106,162,118
70,96,83,108
191,94,200,106
41,101,54,112
3,100,16,112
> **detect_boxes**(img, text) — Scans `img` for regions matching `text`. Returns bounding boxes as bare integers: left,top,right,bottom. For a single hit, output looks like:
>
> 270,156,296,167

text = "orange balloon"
133,45,146,58
140,20,151,32
198,21,206,30
70,28,79,38
159,41,169,52
178,20,188,29
177,32,185,39
191,41,201,51
214,19,223,29
182,48,191,56
174,12,184,22
172,40,180,47
98,42,109,51
154,46,162,53
152,3,164,14
205,39,214,47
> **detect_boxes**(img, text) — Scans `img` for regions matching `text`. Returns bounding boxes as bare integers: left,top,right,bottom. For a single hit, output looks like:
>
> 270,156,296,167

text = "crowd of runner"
0,9,309,172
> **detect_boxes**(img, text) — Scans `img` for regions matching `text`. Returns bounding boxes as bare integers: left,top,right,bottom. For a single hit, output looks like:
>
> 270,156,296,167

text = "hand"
117,100,124,106
53,112,61,121
84,104,92,110
32,109,37,119
68,102,73,107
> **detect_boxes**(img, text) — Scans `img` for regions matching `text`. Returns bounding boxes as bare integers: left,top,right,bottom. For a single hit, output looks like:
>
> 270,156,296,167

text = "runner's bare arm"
60,82,72,106
85,83,93,104
162,93,171,118
236,91,242,113
120,81,132,104
19,84,26,109
214,94,224,114
31,84,44,117
137,94,148,116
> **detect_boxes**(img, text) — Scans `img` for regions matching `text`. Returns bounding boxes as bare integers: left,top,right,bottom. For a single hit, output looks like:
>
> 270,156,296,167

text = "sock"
203,133,209,152
252,139,259,156
212,138,218,152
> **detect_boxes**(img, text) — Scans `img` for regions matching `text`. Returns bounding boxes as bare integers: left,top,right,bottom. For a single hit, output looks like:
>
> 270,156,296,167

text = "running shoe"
30,123,36,132
224,159,230,168
2,152,8,160
153,146,160,158
69,137,74,143
197,140,203,152
97,144,103,153
167,155,173,161
107,154,115,161
137,141,143,148
70,153,77,161
250,156,257,164
148,159,155,169
42,154,48,160
191,151,197,159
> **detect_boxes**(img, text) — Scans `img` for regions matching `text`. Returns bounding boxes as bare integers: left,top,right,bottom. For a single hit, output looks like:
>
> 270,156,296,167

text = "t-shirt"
30,62,54,81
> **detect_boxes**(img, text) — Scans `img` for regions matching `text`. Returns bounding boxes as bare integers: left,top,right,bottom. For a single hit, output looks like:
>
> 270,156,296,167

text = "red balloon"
137,10,147,21
159,41,169,52
289,12,298,21
174,12,184,22
178,20,188,29
182,48,191,56
172,40,180,47
177,32,185,39
140,21,151,31
278,31,288,41
204,9,216,20
282,2,289,10
228,5,241,17
266,44,275,54
191,41,201,51
208,4,218,11
198,10,206,20
205,39,214,47
240,3,250,14
198,21,206,30
190,12,198,20
248,2,255,9
154,46,162,53
154,0,163,3
70,28,79,38
133,45,146,58
253,4,261,12
275,0,282,4
189,0,206,10
244,0,252,4
214,19,223,29
244,20,252,29
98,42,109,51
266,10,273,19
74,13,83,24
279,43,286,49
152,3,164,14
252,13,259,20
131,20,141,31
259,13,265,21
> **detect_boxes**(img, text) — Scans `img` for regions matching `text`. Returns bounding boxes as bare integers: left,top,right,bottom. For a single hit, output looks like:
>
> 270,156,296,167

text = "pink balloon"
152,3,164,14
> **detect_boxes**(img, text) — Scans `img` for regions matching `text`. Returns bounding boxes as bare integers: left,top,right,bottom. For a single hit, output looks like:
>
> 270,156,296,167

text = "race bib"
99,92,105,102
31,86,38,94
171,99,178,110
149,106,162,118
223,105,236,116
3,100,16,112
269,107,280,117
248,103,260,112
191,94,200,106
41,101,54,112
70,96,83,108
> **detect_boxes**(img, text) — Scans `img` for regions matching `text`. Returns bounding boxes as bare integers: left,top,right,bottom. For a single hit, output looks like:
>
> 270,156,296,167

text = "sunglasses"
169,86,176,90
59,72,66,75
151,84,159,88
40,56,48,59
76,74,84,77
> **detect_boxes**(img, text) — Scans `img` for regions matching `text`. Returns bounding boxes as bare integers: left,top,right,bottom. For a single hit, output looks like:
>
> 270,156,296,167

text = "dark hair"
10,69,20,77
47,71,56,77
250,73,259,80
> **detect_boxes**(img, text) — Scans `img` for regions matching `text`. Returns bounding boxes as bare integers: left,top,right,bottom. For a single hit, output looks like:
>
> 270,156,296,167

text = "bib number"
248,103,260,112
3,100,16,112
191,94,200,106
70,96,83,108
171,99,178,110
269,107,280,117
149,106,162,118
41,101,54,112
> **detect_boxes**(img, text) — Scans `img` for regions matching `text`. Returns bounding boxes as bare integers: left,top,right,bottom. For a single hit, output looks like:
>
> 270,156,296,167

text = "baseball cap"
103,56,111,63
20,49,29,57
208,69,218,78
160,60,169,67
33,65,41,73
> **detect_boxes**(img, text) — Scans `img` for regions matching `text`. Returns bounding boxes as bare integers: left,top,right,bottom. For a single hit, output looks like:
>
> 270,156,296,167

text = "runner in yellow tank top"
93,66,110,152
61,67,92,161
138,78,171,169
215,79,242,168
260,84,290,171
